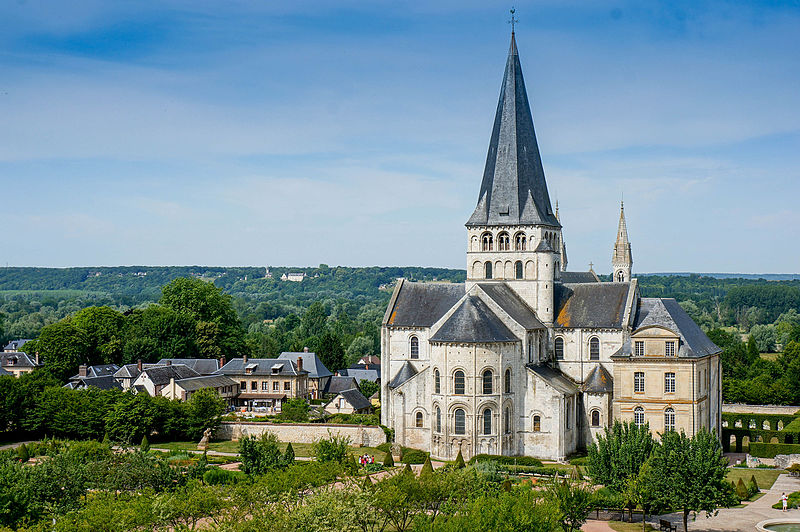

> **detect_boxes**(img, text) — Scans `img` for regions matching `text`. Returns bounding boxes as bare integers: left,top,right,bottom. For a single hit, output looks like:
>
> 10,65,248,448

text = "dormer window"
634,341,644,357
665,341,676,357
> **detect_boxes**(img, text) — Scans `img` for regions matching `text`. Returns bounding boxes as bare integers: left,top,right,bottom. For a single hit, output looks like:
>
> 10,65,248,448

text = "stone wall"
774,454,800,470
723,404,800,415
216,422,386,448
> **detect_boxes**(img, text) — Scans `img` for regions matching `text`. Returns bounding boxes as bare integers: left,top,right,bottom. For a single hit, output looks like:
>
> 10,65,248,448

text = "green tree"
26,320,91,382
549,478,592,532
279,398,309,422
185,388,226,440
317,329,346,372
383,450,395,467
284,442,295,465
346,335,374,365
358,379,380,400
71,306,125,364
17,443,29,463
105,393,155,444
300,302,328,339
140,434,150,453
623,461,658,532
647,429,732,532
587,420,654,492
454,450,465,469
239,432,284,475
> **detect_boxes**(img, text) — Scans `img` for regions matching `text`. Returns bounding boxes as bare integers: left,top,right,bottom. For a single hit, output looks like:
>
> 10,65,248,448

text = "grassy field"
608,521,655,532
726,467,785,490
153,440,387,461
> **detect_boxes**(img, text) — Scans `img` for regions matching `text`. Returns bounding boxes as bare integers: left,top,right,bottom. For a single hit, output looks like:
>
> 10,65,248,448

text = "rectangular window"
634,341,645,356
565,400,571,430
250,381,257,391
240,381,246,391
284,381,291,391
273,381,279,391
634,372,645,393
665,341,676,357
262,381,269,391
665,372,676,393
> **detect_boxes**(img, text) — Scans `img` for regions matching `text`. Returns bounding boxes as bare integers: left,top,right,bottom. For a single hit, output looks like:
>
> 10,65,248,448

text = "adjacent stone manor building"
381,32,722,461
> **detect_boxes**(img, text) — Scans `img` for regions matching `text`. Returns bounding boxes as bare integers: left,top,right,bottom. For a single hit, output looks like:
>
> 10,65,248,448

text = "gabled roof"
555,283,631,329
623,298,721,358
0,351,40,368
560,271,600,284
431,296,518,344
157,359,220,375
216,358,306,377
332,388,372,412
138,365,201,386
114,363,160,380
278,351,333,379
467,33,559,228
582,365,613,394
389,361,418,389
69,364,120,380
63,375,122,391
526,364,578,395
384,281,465,328
476,283,544,330
323,375,359,395
339,368,380,383
3,339,31,352
174,374,237,392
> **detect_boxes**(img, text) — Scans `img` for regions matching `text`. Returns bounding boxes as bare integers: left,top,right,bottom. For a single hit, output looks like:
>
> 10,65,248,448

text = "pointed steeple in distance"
467,32,559,228
555,201,568,271
612,201,633,282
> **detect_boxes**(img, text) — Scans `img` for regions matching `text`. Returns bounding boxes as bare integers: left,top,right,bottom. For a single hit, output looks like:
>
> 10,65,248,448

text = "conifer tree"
284,442,295,465
17,443,29,463
420,456,434,477
454,449,466,469
140,434,150,453
383,450,394,467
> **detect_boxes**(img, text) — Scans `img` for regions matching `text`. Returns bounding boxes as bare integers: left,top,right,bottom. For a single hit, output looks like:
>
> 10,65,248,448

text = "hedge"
748,442,800,458
469,454,543,467
500,465,566,475
401,448,429,465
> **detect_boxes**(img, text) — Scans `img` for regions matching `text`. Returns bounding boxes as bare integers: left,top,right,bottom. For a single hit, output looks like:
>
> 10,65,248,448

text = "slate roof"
157,359,220,375
0,367,13,376
339,368,380,383
384,281,465,328
560,271,600,284
615,298,722,358
69,364,120,380
278,351,333,379
430,296,519,344
526,364,578,395
0,351,40,368
467,33,559,228
114,363,160,380
216,358,306,377
174,374,237,392
3,339,31,352
139,365,201,386
389,361,418,389
555,282,631,329
63,375,122,391
477,283,544,330
323,375,359,395
582,365,613,394
333,388,372,412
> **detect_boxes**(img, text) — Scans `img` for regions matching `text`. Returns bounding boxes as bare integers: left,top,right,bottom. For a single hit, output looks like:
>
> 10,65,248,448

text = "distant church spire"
555,201,568,271
466,29,559,227
612,201,633,282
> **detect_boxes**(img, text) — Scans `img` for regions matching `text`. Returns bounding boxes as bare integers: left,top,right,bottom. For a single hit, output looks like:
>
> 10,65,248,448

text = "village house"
324,388,372,416
131,364,201,396
322,375,360,397
161,374,239,404
215,355,308,411
0,351,41,378
65,364,121,390
278,348,332,400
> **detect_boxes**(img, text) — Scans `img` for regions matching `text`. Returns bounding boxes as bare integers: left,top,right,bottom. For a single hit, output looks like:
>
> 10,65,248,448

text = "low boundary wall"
217,422,386,448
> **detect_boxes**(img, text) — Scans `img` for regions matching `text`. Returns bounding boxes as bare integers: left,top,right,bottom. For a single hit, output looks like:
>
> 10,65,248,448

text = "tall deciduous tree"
24,320,90,381
587,420,654,492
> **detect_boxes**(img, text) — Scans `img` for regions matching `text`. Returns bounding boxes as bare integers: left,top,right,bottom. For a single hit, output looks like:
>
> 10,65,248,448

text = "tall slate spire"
467,32,559,228
612,201,633,282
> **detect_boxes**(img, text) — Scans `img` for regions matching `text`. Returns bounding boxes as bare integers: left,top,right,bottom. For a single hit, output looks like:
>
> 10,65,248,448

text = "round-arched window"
554,337,565,360
483,408,492,435
482,369,493,394
533,415,541,432
454,370,465,395
498,232,510,251
665,408,675,432
435,407,441,432
485,261,493,279
434,369,440,394
591,410,600,427
410,336,419,359
415,411,423,428
589,337,600,360
514,232,526,251
482,232,493,251
454,408,466,435
504,369,511,393
504,407,511,434
634,406,645,427
515,260,523,279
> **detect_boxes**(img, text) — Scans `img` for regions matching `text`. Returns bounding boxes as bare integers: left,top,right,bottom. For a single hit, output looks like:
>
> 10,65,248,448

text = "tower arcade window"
504,407,511,433
589,337,600,360
483,408,492,434
634,371,645,393
554,337,564,360
514,232,526,251
454,370,465,395
435,407,441,432
634,406,645,427
591,410,600,427
484,261,493,279
664,372,676,393
533,415,541,432
482,370,493,394
617,270,625,282
415,411,423,428
664,408,675,431
504,369,511,393
434,369,440,394
454,408,466,435
410,336,419,359
498,232,510,251
482,232,493,251
515,261,523,279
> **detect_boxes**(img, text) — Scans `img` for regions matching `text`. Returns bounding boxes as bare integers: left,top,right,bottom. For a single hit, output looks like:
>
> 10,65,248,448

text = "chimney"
79,364,88,377
35,352,40,365
243,354,248,364
365,364,369,370
219,356,226,369
137,358,143,372
297,357,303,372
166,360,172,366
303,346,309,353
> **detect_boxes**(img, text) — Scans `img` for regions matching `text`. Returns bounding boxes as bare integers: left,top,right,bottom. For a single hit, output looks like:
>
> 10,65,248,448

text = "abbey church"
380,33,722,461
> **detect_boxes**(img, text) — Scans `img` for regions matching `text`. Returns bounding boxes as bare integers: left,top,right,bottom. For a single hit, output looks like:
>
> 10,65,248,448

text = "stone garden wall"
216,422,386,448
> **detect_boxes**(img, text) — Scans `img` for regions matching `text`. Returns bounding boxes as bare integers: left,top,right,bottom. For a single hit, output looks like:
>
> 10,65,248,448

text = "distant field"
0,289,111,298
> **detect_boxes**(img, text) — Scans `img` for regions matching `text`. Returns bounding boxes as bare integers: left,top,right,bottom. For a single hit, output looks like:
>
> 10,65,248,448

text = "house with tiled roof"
0,351,41,378
324,388,372,416
161,374,239,404
278,348,332,399
132,364,201,396
215,355,308,411
382,31,721,462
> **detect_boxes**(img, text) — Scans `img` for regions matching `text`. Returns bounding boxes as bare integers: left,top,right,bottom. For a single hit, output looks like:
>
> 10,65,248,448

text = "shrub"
66,440,112,462
313,432,350,464
469,454,543,467
376,442,391,453
284,442,295,465
383,450,394,467
401,448,429,465
735,478,750,500
365,462,383,473
454,450,465,469
420,456,434,477
748,474,760,497
239,432,285,475
140,435,150,453
279,398,309,422
203,467,246,485
17,443,29,463
592,487,625,509
788,464,800,475
749,442,800,458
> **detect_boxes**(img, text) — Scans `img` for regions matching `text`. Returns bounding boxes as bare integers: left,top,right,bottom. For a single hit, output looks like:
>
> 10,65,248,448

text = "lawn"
608,521,655,532
726,467,784,490
152,440,387,461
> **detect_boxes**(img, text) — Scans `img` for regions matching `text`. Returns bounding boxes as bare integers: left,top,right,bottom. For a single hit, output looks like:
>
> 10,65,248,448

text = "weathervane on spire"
508,7,519,33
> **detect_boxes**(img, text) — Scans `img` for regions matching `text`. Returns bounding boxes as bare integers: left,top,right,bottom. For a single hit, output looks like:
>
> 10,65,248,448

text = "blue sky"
1,1,798,273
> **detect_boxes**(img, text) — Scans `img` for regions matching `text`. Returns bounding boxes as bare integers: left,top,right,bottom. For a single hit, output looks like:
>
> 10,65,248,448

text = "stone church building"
380,33,722,461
